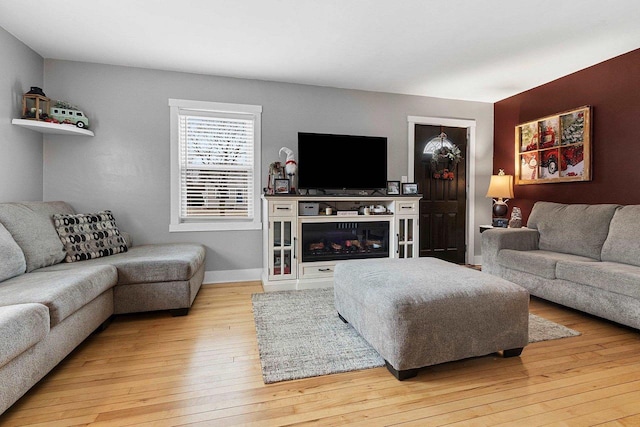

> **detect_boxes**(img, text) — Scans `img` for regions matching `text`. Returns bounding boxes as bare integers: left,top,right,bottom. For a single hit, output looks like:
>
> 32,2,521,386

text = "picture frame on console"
402,183,418,195
274,179,290,194
386,181,400,195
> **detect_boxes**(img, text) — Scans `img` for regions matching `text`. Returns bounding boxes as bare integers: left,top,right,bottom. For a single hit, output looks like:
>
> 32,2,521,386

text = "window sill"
170,221,262,232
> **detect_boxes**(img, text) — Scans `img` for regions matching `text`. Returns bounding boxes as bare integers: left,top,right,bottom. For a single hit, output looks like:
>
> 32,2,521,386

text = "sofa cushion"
0,201,75,272
0,265,117,327
556,260,640,300
527,202,619,260
0,303,49,369
498,249,597,279
53,210,128,263
601,206,640,267
38,243,206,285
0,223,26,281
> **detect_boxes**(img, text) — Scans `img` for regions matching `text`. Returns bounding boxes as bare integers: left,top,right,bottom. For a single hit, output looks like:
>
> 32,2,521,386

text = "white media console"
261,194,421,291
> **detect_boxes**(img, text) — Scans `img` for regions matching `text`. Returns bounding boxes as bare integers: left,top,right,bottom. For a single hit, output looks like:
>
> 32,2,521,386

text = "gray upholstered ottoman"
334,257,529,380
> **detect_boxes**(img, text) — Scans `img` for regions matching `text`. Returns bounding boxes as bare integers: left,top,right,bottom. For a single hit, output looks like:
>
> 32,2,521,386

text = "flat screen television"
297,132,387,191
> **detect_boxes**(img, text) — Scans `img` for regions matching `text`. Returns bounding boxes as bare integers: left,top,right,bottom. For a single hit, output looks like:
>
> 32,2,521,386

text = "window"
169,99,262,231
423,136,454,155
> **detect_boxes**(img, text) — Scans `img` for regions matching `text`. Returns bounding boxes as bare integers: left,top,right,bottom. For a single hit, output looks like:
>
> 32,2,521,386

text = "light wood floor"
2,281,640,426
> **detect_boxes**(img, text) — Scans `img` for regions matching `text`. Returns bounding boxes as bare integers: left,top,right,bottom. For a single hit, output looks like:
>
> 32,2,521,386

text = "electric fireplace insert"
301,221,390,263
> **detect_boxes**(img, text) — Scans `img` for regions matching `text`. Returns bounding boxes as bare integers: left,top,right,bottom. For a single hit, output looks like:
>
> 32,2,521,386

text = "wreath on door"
431,145,462,180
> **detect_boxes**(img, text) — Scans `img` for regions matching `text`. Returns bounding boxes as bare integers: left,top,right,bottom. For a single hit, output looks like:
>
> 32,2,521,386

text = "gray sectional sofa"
482,201,640,330
0,201,205,414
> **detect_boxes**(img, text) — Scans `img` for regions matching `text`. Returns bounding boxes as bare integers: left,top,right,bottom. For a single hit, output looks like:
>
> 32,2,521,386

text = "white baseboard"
203,257,485,285
203,268,262,284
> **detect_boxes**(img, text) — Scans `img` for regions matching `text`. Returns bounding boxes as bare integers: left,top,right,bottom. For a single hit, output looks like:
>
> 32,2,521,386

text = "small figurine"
509,207,523,228
279,147,297,193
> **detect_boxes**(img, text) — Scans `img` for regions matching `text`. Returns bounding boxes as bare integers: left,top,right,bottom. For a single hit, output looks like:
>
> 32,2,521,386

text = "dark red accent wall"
494,48,640,223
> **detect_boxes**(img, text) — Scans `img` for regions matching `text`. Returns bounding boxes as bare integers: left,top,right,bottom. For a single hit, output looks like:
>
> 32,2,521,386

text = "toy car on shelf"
48,107,89,129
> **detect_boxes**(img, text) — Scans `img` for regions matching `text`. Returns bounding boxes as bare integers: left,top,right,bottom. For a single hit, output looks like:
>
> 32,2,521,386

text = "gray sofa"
482,201,640,330
0,201,205,414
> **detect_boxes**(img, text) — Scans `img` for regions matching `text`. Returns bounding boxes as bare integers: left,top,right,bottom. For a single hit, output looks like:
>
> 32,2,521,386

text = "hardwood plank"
2,281,640,426
596,413,640,427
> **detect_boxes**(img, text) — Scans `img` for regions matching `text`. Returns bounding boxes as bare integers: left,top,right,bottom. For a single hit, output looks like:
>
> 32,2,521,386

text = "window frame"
169,98,262,232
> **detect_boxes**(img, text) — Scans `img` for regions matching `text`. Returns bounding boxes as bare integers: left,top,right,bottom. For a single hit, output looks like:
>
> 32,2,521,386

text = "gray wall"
42,59,494,273
0,27,44,202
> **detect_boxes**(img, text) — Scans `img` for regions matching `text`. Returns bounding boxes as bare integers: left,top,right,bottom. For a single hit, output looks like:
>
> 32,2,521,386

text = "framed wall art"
515,106,592,185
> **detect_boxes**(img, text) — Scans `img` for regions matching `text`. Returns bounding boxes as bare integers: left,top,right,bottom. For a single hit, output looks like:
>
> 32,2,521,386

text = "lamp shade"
486,174,514,199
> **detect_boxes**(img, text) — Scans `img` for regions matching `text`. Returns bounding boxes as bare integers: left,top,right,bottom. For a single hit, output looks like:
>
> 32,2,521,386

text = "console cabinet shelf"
262,194,421,291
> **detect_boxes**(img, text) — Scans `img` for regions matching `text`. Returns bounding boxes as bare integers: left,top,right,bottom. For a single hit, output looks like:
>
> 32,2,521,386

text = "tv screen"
297,132,387,191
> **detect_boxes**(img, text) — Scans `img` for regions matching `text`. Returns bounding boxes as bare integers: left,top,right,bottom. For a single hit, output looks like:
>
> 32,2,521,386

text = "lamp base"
492,202,508,218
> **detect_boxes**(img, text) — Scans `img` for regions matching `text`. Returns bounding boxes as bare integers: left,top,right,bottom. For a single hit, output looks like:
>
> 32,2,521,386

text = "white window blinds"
179,111,254,220
170,99,262,232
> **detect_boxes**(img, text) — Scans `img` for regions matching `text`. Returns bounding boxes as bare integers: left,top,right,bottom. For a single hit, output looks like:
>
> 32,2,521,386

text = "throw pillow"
0,223,26,281
0,202,74,272
527,201,619,260
53,210,128,263
601,206,640,267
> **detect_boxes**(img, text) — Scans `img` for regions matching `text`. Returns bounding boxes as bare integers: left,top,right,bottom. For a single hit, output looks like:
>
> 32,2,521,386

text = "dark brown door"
414,125,467,263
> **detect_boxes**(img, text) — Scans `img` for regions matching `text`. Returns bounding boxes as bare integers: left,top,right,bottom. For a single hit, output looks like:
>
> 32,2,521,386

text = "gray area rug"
252,288,580,384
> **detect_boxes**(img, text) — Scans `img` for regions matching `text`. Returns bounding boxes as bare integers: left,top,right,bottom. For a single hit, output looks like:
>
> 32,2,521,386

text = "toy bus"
47,107,89,129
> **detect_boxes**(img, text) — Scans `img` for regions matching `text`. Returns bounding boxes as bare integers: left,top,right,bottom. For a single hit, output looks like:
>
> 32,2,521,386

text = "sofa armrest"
0,303,50,368
482,228,539,274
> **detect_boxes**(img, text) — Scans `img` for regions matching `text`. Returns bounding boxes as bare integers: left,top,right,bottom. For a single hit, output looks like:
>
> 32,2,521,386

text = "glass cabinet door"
397,217,416,259
270,218,296,279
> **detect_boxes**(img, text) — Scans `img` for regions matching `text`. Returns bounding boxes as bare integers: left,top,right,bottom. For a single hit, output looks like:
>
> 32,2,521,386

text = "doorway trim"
407,116,477,265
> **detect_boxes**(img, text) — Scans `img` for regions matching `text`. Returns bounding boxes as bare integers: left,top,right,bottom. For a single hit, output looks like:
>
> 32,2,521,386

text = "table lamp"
486,169,514,223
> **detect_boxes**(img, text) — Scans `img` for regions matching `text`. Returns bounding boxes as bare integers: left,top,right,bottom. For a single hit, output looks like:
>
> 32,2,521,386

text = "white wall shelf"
11,119,94,136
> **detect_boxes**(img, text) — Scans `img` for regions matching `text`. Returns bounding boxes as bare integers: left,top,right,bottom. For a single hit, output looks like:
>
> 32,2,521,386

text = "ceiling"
1,0,639,103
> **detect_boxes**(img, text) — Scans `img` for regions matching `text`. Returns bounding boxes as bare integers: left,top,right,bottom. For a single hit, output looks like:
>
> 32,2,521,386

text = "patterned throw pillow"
52,210,128,263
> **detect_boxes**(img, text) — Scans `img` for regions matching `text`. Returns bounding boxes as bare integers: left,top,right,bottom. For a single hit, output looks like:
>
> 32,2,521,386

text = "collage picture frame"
515,106,592,185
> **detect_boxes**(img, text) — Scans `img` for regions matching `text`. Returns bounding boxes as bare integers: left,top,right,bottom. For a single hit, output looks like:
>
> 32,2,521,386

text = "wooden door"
414,125,467,263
